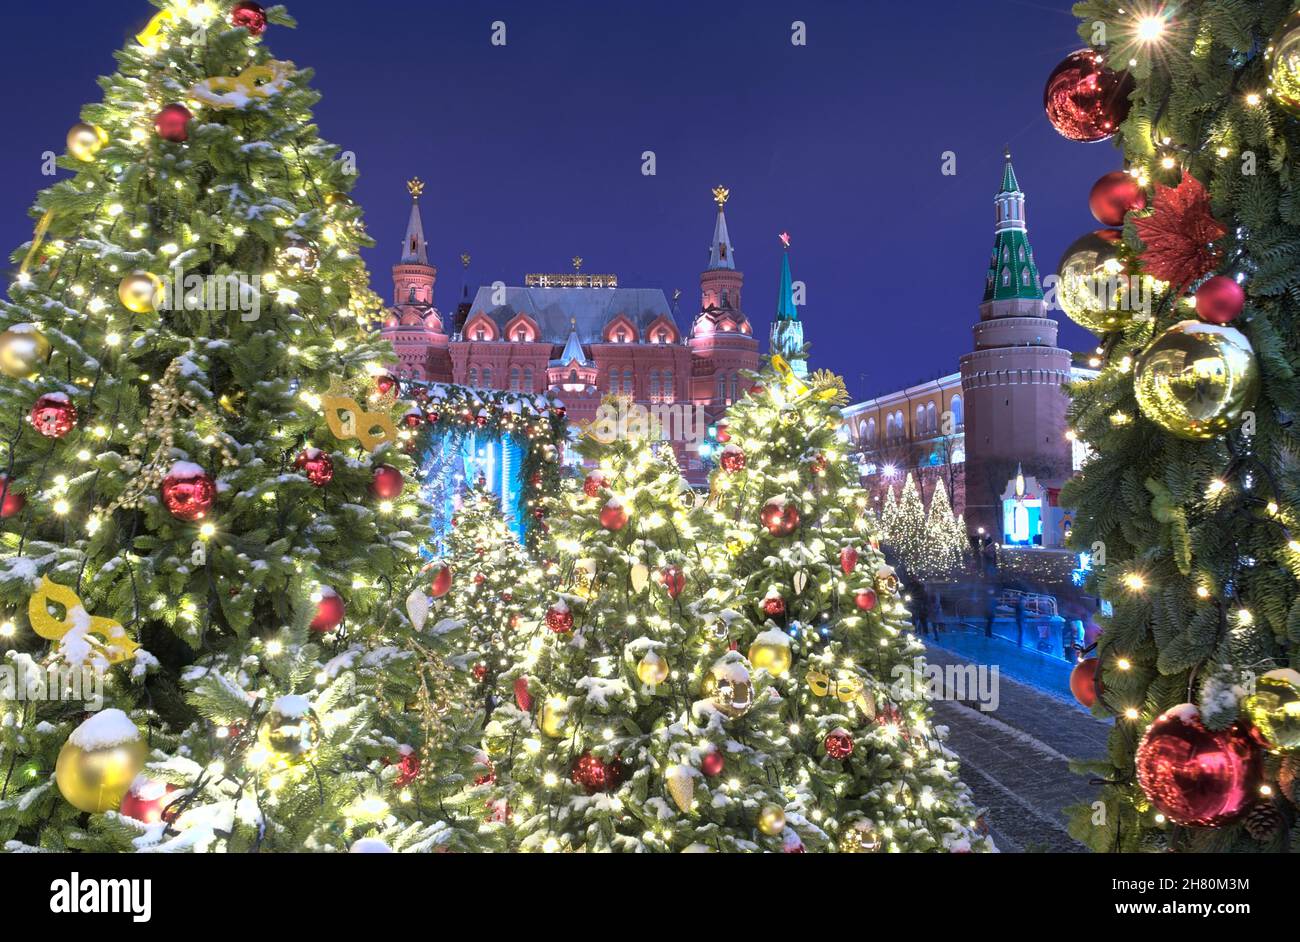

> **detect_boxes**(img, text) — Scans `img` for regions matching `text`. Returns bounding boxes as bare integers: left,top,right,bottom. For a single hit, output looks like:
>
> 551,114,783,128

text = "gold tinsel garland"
95,357,239,518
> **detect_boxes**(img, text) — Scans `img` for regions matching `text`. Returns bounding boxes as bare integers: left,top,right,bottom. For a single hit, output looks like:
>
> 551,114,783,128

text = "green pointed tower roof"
776,243,798,321
982,151,1043,304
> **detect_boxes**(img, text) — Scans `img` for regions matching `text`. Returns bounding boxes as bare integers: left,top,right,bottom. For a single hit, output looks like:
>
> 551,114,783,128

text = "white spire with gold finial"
708,185,735,271
401,178,429,265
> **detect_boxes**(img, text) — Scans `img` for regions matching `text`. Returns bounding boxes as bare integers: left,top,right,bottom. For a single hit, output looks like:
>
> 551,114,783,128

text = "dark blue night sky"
1,0,1118,399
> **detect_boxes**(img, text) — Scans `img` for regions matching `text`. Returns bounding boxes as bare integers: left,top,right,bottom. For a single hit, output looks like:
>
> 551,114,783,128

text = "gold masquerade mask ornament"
29,577,139,665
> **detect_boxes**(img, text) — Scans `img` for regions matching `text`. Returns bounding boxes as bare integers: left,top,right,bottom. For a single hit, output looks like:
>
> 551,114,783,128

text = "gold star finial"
712,186,730,209
572,255,583,273
460,251,471,268
407,177,425,200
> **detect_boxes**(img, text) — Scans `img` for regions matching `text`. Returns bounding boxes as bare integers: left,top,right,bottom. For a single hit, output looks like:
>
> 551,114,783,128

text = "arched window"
516,327,528,342
622,369,633,395
523,367,533,390
885,414,896,441
720,289,728,307
408,286,417,303
475,327,487,341
1001,267,1011,286
867,417,877,442
1018,245,1026,262
950,394,963,427
608,369,618,392
616,328,628,343
468,367,478,387
717,374,728,403
657,329,669,344
730,375,739,403
482,367,492,388
1002,246,1010,263
926,401,937,433
663,369,674,403
510,366,520,392
916,404,926,433
649,370,660,402
1021,268,1031,286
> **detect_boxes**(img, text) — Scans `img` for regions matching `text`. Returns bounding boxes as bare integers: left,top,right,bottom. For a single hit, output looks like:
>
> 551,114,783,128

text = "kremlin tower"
959,153,1074,537
688,186,759,410
770,232,806,377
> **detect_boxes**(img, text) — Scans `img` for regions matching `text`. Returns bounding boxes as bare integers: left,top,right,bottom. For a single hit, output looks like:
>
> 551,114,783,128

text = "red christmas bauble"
762,594,786,617
30,393,76,438
430,564,452,598
161,462,215,520
154,104,192,143
839,546,859,575
1089,170,1147,226
700,751,724,777
230,1,268,35
1069,657,1101,708
719,445,746,474
119,777,179,825
473,572,486,586
393,751,420,788
599,498,628,531
514,676,533,712
824,729,855,760
426,411,440,424
1194,275,1245,325
749,383,765,397
715,422,731,444
659,565,685,600
310,588,345,633
546,601,574,634
472,663,488,681
373,373,396,395
402,410,422,430
1043,50,1134,143
1135,704,1261,827
809,453,828,475
583,471,607,498
759,497,799,536
570,753,622,794
0,474,24,518
294,448,334,487
370,464,404,500
854,588,878,612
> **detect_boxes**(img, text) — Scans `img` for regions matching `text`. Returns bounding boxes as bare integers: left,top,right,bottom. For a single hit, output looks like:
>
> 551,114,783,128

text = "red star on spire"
778,231,791,248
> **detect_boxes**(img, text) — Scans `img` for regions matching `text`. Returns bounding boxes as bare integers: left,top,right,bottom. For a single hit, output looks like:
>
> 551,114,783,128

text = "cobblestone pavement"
923,640,1113,852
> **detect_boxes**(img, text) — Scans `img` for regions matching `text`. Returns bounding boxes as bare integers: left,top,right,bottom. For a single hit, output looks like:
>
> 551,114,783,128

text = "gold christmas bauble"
55,711,147,813
259,702,320,758
66,122,108,162
1133,320,1258,440
702,657,754,718
1268,10,1300,118
117,271,163,314
1244,668,1300,754
0,324,51,378
747,629,792,678
482,719,511,756
1056,229,1134,335
839,820,882,853
758,804,786,835
666,765,695,812
636,650,670,686
540,697,569,737
324,191,354,207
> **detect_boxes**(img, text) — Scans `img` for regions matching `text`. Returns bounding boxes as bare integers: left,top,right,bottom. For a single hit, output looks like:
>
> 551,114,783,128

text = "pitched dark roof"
465,285,678,343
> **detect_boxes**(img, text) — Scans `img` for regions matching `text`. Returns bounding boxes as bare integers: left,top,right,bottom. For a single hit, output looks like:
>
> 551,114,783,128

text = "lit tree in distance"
0,1,451,852
704,356,992,852
918,479,968,580
1055,1,1300,851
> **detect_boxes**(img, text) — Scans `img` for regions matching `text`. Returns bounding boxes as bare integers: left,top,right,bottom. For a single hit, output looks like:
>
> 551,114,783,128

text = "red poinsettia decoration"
1133,174,1226,290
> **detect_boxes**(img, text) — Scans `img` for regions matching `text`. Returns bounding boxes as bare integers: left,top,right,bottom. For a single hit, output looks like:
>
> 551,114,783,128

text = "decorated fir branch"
1047,1,1300,851
0,1,458,852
